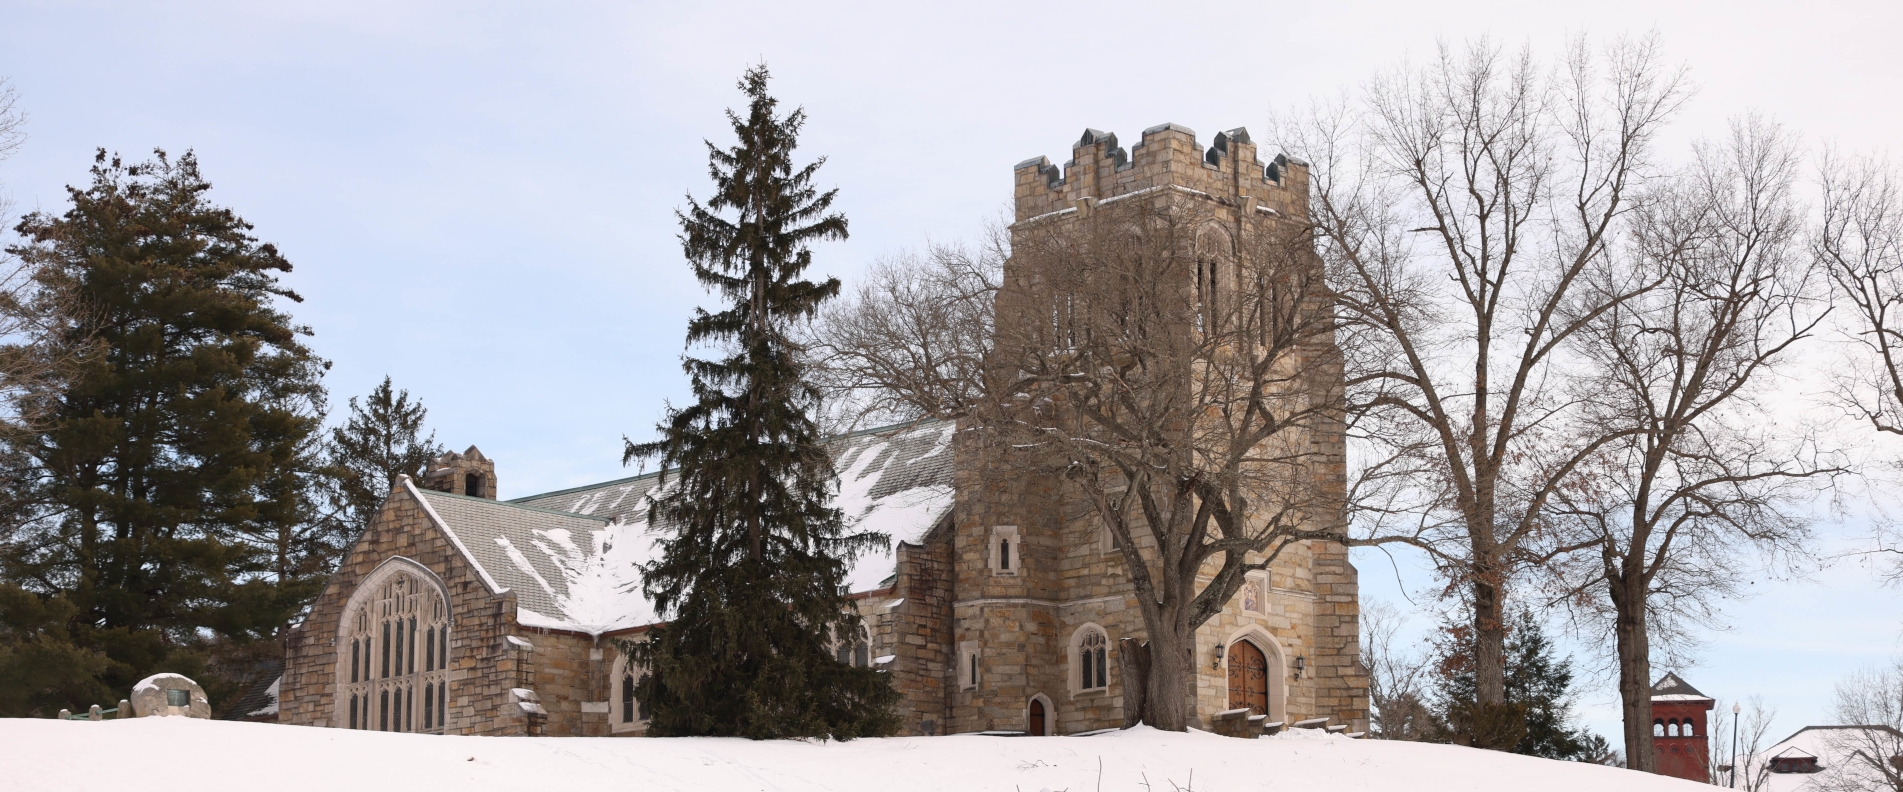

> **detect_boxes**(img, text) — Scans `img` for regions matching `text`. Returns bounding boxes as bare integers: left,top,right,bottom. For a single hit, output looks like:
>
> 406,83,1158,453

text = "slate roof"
414,488,610,626
1651,672,1710,700
511,419,956,532
413,420,957,637
217,659,282,721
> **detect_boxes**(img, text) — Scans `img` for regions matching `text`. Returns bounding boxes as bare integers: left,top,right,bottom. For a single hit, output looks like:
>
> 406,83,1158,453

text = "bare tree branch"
1273,35,1691,730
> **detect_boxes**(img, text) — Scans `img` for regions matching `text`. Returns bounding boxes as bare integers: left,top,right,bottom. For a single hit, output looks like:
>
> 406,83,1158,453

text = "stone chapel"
276,123,1369,738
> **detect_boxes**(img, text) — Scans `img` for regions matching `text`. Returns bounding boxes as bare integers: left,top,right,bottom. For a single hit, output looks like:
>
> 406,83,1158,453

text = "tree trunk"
1118,638,1149,729
1611,569,1654,772
1472,569,1507,706
1143,616,1195,731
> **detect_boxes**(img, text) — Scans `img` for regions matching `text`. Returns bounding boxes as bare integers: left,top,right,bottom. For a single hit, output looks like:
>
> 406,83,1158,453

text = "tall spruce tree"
622,65,898,738
322,376,443,535
0,150,327,715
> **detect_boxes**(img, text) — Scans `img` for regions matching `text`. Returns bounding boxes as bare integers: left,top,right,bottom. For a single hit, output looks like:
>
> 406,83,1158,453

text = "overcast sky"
3,0,1899,746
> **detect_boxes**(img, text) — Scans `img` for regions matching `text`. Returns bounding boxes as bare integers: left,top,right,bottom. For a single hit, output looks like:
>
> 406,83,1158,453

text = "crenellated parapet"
1012,124,1309,223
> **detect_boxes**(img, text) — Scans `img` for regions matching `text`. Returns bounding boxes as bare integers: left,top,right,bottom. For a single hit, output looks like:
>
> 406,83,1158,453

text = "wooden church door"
1227,641,1269,715
1028,699,1046,736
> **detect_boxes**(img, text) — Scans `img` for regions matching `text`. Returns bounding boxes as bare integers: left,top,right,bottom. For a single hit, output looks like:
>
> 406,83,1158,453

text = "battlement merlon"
1012,124,1310,223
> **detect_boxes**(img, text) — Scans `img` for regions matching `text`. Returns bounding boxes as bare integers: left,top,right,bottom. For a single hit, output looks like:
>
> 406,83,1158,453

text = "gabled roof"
217,659,283,721
411,420,957,637
1651,672,1710,700
412,487,611,627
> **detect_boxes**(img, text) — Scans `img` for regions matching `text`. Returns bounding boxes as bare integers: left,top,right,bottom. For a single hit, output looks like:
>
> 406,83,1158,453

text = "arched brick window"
339,559,449,733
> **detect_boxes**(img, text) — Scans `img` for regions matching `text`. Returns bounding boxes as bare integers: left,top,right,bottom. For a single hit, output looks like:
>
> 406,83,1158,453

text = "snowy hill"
5,717,1711,792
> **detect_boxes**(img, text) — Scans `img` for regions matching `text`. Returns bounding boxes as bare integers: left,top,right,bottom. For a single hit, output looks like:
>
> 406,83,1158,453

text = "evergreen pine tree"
322,376,443,535
1429,607,1611,760
0,150,328,715
622,65,898,739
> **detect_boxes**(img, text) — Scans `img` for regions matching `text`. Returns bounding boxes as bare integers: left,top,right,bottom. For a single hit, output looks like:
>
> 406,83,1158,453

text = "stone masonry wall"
880,517,954,735
1013,124,1309,224
283,480,540,737
515,628,610,736
905,122,1367,736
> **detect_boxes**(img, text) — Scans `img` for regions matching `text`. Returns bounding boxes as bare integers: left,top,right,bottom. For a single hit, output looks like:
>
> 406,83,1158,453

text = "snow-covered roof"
1650,672,1709,700
419,420,957,637
1747,724,1903,792
413,488,613,630
217,661,283,722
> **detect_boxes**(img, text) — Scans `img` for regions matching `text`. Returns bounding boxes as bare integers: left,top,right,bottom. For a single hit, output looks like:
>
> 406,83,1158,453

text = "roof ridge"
421,487,611,522
505,468,665,505
507,418,951,505
1771,723,1903,747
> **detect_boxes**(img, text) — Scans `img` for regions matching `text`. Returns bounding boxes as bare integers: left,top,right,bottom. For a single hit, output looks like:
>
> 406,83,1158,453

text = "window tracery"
610,651,649,732
1077,628,1109,692
339,563,450,733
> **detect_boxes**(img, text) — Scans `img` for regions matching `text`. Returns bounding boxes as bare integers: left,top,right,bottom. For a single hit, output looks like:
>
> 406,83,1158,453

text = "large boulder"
130,673,210,718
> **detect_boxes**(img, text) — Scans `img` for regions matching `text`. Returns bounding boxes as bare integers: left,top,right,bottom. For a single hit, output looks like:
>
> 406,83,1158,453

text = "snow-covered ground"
4,717,1712,792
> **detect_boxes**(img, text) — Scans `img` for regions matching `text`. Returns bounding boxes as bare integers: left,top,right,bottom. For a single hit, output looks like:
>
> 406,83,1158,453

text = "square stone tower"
939,124,1365,736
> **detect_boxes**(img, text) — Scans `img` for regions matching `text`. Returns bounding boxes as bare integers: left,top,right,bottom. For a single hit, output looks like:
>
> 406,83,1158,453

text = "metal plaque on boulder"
131,673,211,718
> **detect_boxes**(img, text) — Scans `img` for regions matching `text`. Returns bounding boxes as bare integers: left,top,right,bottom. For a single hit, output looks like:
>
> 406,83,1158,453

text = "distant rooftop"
1651,672,1710,700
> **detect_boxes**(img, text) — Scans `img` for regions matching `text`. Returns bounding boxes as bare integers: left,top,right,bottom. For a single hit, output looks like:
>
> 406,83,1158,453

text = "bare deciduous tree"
805,228,1004,431
0,77,79,543
1362,599,1436,741
977,199,1347,730
1544,118,1838,771
1708,697,1780,791
1816,661,1903,792
0,79,23,160
1818,153,1903,585
1274,36,1690,735
810,196,1348,730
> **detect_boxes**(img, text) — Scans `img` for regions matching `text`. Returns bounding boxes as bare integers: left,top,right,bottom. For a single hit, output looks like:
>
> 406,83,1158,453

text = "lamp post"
1730,702,1741,788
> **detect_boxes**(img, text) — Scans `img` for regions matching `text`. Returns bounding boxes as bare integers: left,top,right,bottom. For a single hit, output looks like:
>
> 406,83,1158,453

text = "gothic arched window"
612,652,648,732
833,627,871,667
621,671,637,723
339,561,450,733
1073,625,1109,693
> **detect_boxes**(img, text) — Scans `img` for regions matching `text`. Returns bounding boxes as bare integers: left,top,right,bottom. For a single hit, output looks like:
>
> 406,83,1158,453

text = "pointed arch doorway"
1027,698,1047,736
1227,640,1269,715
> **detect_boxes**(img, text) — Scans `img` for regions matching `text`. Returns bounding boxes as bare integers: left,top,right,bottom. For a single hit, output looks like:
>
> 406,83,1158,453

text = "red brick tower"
1651,673,1715,781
